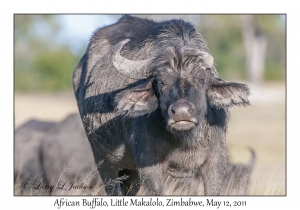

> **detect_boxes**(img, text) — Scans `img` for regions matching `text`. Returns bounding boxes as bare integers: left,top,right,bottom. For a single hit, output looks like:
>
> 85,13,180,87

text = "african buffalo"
14,119,55,182
164,148,256,196
15,114,254,195
73,15,251,196
41,113,103,195
14,114,102,195
14,119,55,195
221,148,256,195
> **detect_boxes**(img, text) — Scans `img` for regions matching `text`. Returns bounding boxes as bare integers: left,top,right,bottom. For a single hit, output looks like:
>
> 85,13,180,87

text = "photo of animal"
15,113,255,195
73,15,251,195
14,14,285,196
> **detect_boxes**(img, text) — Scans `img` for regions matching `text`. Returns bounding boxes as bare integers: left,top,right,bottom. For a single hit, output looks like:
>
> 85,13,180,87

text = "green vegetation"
196,15,285,81
15,15,82,92
15,46,79,91
14,15,285,92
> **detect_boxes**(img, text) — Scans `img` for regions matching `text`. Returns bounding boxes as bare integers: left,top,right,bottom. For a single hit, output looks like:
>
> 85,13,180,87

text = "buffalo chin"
169,121,196,131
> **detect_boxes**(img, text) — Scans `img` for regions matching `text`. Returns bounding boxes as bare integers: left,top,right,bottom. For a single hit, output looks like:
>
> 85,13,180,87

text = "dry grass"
14,92,78,127
227,82,285,195
14,82,286,195
14,162,284,196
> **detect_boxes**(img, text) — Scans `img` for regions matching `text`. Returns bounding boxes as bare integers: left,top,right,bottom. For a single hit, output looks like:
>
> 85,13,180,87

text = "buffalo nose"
169,99,195,121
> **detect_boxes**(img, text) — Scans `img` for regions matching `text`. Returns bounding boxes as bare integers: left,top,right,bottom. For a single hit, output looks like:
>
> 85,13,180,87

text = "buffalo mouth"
168,118,198,131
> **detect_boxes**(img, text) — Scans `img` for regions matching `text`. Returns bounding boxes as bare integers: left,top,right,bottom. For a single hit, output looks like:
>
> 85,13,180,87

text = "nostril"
170,104,177,114
170,100,195,116
187,103,194,113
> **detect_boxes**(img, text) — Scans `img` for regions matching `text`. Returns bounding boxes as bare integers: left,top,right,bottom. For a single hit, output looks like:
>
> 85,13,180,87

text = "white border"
2,0,296,209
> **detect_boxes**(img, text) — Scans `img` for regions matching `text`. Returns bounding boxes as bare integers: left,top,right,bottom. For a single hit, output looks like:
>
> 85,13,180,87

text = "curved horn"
200,51,214,68
111,39,154,79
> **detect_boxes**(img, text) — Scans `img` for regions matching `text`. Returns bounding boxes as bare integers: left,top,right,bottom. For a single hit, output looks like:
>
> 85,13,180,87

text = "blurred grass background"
14,14,286,195
14,14,285,92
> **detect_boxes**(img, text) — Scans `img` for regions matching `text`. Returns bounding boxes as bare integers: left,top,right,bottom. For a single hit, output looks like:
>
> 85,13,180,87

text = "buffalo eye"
153,79,167,96
158,81,166,86
154,79,167,87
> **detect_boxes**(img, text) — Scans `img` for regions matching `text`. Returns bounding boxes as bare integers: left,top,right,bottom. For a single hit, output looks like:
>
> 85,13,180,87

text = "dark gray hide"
220,148,256,195
165,149,255,195
14,119,55,195
73,15,251,195
41,113,102,195
14,114,102,195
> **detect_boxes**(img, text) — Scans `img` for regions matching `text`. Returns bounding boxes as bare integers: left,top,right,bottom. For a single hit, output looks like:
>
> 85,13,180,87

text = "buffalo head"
113,39,250,132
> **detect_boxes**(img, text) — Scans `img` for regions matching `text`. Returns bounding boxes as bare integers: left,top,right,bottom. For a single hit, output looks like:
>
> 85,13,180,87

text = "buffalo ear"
207,78,250,109
114,80,158,117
